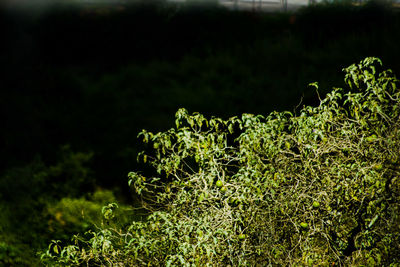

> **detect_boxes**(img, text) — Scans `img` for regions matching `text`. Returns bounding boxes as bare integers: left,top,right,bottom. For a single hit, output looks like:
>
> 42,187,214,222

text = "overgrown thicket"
42,58,399,266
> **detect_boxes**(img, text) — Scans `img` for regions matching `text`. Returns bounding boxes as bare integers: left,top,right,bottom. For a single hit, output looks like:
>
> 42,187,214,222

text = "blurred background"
1,0,400,264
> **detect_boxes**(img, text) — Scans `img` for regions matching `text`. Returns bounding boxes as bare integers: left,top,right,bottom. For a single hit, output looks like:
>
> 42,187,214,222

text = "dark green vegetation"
43,58,400,265
1,0,400,265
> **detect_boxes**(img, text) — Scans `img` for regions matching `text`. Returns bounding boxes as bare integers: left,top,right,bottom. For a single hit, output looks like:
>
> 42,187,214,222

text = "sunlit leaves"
42,58,400,266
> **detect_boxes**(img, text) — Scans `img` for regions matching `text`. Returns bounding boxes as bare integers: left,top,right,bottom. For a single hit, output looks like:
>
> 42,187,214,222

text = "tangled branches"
43,57,400,266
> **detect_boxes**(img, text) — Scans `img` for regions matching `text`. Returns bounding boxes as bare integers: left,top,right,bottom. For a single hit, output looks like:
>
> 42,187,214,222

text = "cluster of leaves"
42,58,400,266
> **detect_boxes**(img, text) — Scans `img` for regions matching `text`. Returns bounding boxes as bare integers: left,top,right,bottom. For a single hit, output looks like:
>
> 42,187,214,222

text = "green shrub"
42,57,400,266
0,241,34,266
0,146,95,265
45,189,138,240
46,190,117,239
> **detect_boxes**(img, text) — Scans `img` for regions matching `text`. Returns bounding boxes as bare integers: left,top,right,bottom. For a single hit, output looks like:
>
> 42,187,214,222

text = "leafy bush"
0,146,95,265
42,58,400,266
46,190,119,240
45,189,140,241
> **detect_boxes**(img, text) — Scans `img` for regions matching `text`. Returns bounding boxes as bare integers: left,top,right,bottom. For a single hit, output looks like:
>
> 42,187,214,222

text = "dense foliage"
42,58,400,266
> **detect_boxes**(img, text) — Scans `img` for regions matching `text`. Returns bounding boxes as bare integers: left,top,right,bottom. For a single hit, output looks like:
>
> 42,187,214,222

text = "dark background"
2,1,399,191
1,0,400,264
